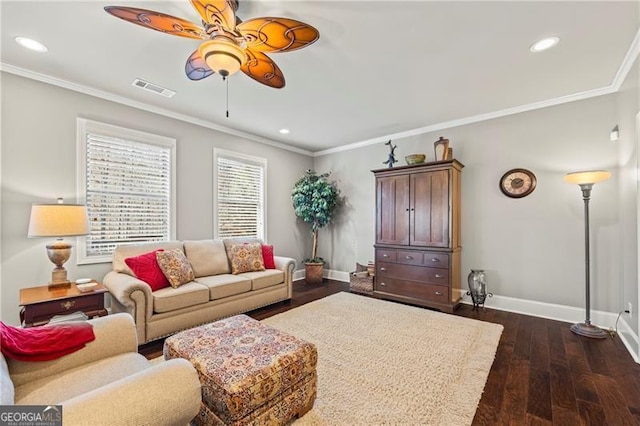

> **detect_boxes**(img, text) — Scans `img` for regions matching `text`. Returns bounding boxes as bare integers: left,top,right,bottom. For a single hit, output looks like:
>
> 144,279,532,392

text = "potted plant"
291,169,340,284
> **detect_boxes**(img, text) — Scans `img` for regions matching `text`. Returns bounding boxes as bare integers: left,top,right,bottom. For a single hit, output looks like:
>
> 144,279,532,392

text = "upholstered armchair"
0,313,201,426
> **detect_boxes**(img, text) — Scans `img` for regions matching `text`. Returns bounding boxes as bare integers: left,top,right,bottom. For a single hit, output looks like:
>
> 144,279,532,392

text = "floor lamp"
564,170,611,339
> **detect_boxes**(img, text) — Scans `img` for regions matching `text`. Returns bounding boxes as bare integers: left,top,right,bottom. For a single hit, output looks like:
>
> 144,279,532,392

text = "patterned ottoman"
164,314,317,426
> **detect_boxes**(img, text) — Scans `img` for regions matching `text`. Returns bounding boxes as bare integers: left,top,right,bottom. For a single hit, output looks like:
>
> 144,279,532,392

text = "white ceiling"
1,1,639,154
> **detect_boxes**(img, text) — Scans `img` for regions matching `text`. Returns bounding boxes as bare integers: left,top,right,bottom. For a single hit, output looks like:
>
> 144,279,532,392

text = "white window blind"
77,119,176,264
215,150,266,239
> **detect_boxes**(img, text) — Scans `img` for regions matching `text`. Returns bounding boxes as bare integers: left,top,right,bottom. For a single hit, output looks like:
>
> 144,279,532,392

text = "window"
214,149,266,240
77,118,176,264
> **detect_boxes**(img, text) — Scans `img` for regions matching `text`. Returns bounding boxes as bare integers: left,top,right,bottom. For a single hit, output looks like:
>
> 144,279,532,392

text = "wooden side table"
19,282,108,327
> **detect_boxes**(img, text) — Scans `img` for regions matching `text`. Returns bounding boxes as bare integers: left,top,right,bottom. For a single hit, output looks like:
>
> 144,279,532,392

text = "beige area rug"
261,292,503,426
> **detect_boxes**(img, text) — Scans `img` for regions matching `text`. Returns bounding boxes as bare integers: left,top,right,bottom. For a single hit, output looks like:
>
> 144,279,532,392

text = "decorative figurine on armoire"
383,140,397,168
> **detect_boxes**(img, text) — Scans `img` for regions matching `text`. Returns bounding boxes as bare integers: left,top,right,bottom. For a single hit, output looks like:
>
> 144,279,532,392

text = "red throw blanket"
0,321,95,362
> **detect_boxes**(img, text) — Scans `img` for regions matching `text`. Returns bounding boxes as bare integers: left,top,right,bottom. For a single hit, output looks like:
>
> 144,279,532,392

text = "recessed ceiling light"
530,37,559,53
279,129,290,134
15,36,48,52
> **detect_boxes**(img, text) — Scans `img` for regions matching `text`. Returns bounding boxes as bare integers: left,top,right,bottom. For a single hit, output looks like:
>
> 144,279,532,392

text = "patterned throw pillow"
124,249,170,291
156,249,195,288
230,243,265,274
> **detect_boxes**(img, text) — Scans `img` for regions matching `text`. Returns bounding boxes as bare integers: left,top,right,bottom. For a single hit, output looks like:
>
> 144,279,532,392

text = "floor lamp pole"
564,170,611,339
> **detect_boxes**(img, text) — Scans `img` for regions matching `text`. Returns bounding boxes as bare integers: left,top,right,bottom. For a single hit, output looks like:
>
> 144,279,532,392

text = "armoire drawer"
377,262,450,286
396,250,423,266
422,252,449,268
375,278,449,304
376,249,397,263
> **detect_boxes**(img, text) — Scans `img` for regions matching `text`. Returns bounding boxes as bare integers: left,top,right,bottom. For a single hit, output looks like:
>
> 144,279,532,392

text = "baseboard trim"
294,268,639,363
293,268,350,283
619,317,640,363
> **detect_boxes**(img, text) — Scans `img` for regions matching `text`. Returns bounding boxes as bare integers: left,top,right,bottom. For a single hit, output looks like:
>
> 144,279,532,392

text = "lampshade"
198,36,246,77
563,170,611,186
28,204,89,237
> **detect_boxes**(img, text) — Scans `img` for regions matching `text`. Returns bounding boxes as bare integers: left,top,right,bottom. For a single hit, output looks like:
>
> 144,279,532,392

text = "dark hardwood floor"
139,279,640,425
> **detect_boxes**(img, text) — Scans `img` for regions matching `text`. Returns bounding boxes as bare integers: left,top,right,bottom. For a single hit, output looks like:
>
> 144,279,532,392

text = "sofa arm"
103,271,153,344
8,314,137,387
62,359,201,426
274,256,296,298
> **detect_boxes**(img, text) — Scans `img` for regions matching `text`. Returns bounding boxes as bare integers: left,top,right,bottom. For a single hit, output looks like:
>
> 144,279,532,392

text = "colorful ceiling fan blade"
237,18,319,53
189,0,237,30
241,49,285,89
105,6,205,39
185,49,215,81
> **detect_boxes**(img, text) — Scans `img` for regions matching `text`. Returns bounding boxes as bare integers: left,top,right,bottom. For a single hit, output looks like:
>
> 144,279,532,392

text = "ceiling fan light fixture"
198,36,246,77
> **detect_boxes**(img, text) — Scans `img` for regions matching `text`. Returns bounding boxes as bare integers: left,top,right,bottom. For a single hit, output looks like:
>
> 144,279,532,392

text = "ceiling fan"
105,0,319,89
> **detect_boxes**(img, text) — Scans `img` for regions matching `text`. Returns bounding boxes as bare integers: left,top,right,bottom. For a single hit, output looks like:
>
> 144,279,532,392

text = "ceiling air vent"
131,78,176,98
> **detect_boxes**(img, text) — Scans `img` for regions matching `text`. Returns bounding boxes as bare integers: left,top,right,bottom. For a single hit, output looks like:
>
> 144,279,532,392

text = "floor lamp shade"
564,170,611,339
28,202,89,288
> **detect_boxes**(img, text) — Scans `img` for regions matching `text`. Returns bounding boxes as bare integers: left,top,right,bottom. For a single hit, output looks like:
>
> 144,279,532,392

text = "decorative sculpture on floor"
383,140,397,168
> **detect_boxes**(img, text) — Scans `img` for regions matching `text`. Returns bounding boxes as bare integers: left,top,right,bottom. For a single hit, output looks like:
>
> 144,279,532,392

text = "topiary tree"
291,170,340,263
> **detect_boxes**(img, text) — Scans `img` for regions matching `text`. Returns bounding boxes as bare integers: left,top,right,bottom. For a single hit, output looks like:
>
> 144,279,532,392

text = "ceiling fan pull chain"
226,76,230,118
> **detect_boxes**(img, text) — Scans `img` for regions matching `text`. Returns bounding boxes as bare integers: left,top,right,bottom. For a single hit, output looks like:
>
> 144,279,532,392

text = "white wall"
616,57,640,337
314,94,624,313
0,72,313,325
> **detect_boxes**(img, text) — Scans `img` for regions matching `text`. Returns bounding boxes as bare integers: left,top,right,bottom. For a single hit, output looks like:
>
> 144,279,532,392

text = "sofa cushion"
13,352,149,405
113,241,184,276
124,249,171,291
194,275,252,300
229,243,265,274
240,270,285,291
184,240,230,277
156,249,196,288
153,282,210,313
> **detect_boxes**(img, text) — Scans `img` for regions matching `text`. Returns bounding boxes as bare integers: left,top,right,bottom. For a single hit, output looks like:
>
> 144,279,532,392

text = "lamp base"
48,266,71,289
570,322,608,339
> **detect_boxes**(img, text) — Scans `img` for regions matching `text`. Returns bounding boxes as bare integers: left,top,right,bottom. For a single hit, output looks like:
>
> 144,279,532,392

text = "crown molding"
611,27,640,91
0,63,314,157
313,85,616,157
314,27,640,158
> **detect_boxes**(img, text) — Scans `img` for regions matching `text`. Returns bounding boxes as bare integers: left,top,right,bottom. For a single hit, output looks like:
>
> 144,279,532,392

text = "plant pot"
305,262,324,284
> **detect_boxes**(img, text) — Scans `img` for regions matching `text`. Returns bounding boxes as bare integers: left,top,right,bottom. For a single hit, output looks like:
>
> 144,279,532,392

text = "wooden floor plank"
530,317,550,371
562,327,601,404
513,315,534,361
580,338,611,376
551,406,582,426
576,399,607,425
592,374,638,425
546,323,567,366
549,360,578,411
502,359,530,421
527,367,553,421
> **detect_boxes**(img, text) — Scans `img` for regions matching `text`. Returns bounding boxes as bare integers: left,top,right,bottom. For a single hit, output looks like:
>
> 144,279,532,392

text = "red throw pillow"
262,244,276,269
125,249,170,291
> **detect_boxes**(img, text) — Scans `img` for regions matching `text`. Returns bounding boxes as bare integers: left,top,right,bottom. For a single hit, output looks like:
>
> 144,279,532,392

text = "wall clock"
499,168,537,198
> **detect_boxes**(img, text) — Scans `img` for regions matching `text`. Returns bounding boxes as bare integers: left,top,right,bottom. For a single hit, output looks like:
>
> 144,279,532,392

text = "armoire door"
376,174,410,245
410,170,450,247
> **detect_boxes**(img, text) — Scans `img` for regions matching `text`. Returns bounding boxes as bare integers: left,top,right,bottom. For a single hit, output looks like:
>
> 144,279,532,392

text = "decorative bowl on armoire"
405,154,426,165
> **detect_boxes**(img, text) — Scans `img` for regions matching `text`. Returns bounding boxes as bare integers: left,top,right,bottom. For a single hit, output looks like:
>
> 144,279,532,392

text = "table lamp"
564,170,611,338
28,198,89,288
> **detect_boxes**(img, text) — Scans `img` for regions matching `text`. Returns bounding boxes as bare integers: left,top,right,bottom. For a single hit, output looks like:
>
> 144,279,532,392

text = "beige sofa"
103,238,296,344
0,314,201,426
